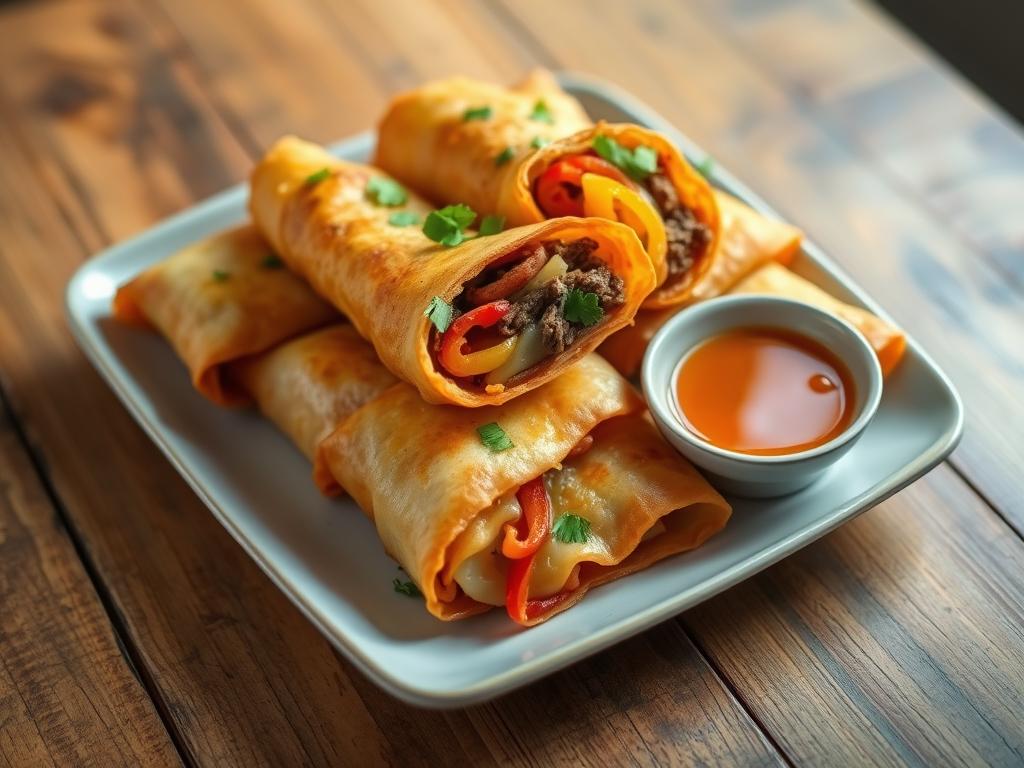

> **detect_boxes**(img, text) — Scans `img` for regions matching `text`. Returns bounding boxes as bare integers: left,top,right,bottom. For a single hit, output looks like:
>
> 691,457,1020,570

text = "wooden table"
2,0,1023,765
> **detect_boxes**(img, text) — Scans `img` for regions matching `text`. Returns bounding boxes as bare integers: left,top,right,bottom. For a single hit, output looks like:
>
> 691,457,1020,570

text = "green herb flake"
562,288,603,326
424,296,453,333
477,214,505,237
530,136,550,149
261,254,284,269
695,156,715,178
393,578,421,597
365,176,408,207
477,422,514,453
422,203,477,247
552,513,592,544
494,146,515,166
304,167,331,186
388,210,421,227
592,135,659,182
212,269,230,282
463,105,493,121
529,99,555,125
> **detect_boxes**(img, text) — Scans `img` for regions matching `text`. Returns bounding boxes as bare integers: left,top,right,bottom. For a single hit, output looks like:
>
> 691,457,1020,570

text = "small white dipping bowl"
642,295,883,498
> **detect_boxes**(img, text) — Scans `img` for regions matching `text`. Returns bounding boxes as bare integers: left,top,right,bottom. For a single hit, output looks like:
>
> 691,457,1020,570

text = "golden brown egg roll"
374,73,720,308
250,136,656,408
320,354,731,626
730,263,906,376
112,225,337,405
230,324,398,494
599,192,802,376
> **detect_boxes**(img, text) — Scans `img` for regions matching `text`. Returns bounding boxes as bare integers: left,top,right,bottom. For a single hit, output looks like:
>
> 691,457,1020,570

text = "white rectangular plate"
66,74,963,708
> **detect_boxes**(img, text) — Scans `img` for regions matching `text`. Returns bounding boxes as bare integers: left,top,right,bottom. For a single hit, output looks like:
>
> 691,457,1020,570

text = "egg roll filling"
533,150,711,285
433,237,625,386
438,431,666,625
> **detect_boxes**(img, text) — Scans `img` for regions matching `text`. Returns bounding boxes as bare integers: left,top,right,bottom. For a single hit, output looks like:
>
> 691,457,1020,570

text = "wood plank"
0,0,783,764
484,0,1024,531
0,404,182,767
692,0,1024,287
685,463,1024,766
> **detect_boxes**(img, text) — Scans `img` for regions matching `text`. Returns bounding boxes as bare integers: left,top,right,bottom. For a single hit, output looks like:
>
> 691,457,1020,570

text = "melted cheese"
450,437,669,604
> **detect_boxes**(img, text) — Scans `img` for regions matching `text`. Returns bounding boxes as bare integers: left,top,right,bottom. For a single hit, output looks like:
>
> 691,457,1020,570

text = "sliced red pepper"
505,552,578,625
501,476,550,560
503,476,579,624
437,300,514,377
534,155,635,218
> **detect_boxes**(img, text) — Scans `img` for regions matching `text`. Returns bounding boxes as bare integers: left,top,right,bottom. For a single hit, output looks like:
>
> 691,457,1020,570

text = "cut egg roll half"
321,354,731,626
250,136,656,407
599,191,803,377
374,73,720,308
112,224,337,406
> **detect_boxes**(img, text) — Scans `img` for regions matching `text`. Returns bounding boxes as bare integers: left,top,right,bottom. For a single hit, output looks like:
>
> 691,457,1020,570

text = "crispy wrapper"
321,354,730,625
112,225,336,405
375,73,720,306
731,263,906,376
373,70,592,214
250,136,656,407
599,191,802,376
230,324,398,494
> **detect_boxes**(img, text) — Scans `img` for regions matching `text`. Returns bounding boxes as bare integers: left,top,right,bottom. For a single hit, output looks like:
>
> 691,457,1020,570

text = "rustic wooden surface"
1,0,1022,765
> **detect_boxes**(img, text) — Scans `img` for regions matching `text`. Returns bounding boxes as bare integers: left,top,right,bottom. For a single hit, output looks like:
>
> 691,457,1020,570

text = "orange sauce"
674,328,855,456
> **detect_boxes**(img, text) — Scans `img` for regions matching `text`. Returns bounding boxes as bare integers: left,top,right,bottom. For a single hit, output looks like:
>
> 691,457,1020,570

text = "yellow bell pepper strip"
581,172,668,284
437,300,517,377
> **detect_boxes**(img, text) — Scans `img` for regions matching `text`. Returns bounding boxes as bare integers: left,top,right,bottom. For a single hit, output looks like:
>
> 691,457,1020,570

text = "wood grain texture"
0,405,181,767
687,464,1024,767
0,0,1022,765
0,0,781,766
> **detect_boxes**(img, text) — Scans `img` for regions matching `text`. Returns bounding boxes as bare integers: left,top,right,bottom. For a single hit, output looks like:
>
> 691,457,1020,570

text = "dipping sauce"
674,328,855,456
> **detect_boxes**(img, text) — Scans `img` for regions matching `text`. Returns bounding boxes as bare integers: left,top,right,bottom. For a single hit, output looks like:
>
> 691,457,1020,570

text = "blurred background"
875,0,1023,123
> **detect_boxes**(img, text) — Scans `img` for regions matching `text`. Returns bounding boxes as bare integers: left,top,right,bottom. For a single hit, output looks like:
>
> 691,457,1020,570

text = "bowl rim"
641,294,884,466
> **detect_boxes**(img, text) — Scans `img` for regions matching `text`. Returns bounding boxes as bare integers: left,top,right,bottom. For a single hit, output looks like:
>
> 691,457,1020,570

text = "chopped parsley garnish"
562,288,603,326
477,214,505,237
388,210,421,227
212,269,230,282
477,422,514,452
695,156,715,178
463,105,493,121
304,167,331,186
424,296,453,333
528,99,555,124
593,135,658,182
422,203,476,247
530,136,550,149
365,177,408,207
495,146,515,166
552,513,592,544
393,578,421,597
262,254,283,269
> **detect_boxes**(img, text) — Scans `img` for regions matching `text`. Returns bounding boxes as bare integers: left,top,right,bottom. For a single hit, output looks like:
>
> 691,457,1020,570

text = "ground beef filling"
645,172,711,279
496,238,625,354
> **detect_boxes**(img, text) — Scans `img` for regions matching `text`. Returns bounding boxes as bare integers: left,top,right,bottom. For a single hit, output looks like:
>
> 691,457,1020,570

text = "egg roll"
112,225,337,405
230,324,398,494
731,263,906,376
250,136,656,407
374,73,720,308
321,354,731,626
599,192,802,376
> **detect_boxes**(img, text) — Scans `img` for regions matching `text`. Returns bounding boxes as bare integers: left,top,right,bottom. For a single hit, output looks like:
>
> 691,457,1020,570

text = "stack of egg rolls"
114,190,730,627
